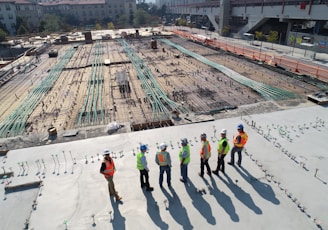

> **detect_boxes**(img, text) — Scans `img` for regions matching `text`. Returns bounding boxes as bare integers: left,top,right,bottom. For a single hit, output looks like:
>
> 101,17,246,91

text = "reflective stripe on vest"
233,132,248,147
103,160,114,178
179,145,190,164
157,151,168,166
200,141,211,159
137,152,145,170
218,137,230,155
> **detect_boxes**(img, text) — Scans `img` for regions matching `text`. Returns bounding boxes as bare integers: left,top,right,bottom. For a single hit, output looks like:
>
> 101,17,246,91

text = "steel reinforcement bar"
118,39,186,120
0,47,76,138
76,41,105,126
160,38,298,101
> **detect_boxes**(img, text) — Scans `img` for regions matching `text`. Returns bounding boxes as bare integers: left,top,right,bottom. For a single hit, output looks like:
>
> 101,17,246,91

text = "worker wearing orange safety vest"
199,133,212,178
212,129,230,175
100,149,122,201
155,143,172,188
228,124,248,167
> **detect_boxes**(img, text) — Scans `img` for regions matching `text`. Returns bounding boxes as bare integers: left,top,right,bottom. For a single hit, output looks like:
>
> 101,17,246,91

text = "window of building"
6,4,11,10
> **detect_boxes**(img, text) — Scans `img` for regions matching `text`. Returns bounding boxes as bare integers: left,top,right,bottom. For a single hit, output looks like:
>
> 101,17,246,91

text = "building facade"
0,0,136,35
0,1,17,36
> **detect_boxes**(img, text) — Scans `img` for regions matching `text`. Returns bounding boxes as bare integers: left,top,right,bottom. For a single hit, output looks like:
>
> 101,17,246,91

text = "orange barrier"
172,30,328,83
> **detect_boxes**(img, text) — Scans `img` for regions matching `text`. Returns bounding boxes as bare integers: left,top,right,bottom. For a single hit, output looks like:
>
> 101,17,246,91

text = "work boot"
212,170,219,176
146,187,154,191
198,172,203,178
228,162,234,166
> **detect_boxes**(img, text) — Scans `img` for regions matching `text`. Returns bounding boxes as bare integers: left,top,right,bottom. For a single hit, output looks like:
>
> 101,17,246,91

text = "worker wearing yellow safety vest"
137,144,154,191
212,129,230,175
199,133,212,178
155,143,172,188
228,124,248,167
100,149,122,202
179,138,190,183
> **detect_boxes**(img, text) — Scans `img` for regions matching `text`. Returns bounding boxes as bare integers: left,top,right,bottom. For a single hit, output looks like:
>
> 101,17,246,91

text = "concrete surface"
1,102,327,230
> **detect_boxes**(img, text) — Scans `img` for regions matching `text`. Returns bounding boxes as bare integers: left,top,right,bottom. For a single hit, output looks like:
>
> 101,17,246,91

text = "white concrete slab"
1,104,327,230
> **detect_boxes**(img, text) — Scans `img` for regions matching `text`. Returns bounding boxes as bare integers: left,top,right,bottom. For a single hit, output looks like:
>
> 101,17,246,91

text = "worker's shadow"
110,196,126,229
184,180,216,225
235,166,280,205
161,186,193,229
203,177,239,222
142,189,169,230
219,173,262,215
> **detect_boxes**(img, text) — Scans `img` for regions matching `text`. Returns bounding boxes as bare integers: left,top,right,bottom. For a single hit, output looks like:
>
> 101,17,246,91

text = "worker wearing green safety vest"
212,129,230,175
137,144,153,191
179,138,190,183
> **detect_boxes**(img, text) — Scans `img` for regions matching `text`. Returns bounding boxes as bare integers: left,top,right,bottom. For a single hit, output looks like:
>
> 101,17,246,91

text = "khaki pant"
105,176,117,196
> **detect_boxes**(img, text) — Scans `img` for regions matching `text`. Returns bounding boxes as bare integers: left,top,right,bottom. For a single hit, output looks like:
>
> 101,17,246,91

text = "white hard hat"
159,143,167,150
220,129,227,135
103,149,110,155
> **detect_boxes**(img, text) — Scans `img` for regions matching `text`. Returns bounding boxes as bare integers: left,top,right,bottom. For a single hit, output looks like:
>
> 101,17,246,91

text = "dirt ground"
0,35,322,140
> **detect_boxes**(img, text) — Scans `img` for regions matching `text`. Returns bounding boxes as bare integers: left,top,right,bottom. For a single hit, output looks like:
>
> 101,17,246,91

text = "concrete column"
219,0,230,36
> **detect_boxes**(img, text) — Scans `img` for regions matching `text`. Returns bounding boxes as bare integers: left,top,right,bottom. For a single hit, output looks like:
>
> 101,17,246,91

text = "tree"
266,30,279,49
255,31,263,42
16,16,30,33
133,9,150,27
117,15,128,28
0,28,7,42
107,22,115,30
95,23,102,30
17,25,29,35
41,14,61,33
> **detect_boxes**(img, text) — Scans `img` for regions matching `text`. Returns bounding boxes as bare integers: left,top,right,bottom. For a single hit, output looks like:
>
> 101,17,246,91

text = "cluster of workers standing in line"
100,123,248,202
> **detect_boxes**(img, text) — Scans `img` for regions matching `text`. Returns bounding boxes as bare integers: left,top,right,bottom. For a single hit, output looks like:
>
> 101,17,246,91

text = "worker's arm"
99,162,106,174
141,156,149,171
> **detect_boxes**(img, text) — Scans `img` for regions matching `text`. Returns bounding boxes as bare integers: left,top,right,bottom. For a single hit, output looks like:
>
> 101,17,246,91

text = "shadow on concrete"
142,189,169,229
235,166,280,205
203,177,239,222
161,186,193,229
219,173,262,215
184,179,216,225
110,196,126,229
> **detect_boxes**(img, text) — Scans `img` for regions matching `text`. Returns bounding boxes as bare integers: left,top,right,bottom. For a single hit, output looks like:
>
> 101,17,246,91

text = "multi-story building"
15,0,43,33
0,0,136,35
0,0,17,36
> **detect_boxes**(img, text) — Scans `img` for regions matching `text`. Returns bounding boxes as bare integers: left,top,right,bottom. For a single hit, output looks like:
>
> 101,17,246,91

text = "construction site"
1,27,328,230
0,27,327,144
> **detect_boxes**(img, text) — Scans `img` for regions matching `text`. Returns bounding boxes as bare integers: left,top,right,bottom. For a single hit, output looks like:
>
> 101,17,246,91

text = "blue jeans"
230,146,243,165
159,165,171,187
180,164,188,181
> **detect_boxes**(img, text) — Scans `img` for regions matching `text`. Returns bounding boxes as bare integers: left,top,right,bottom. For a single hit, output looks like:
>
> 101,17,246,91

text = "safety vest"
103,159,115,178
218,138,230,155
179,145,190,165
157,151,168,166
233,132,248,147
136,152,146,170
200,141,211,159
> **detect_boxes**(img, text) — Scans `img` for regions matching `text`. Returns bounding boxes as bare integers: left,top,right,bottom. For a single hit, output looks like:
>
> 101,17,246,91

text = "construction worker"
212,129,230,175
155,143,172,188
100,149,122,202
228,124,248,167
199,133,212,177
137,144,154,191
179,138,190,183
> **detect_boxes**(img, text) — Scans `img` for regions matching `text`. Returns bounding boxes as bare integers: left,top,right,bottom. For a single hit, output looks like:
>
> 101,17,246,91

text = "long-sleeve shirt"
140,155,149,171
